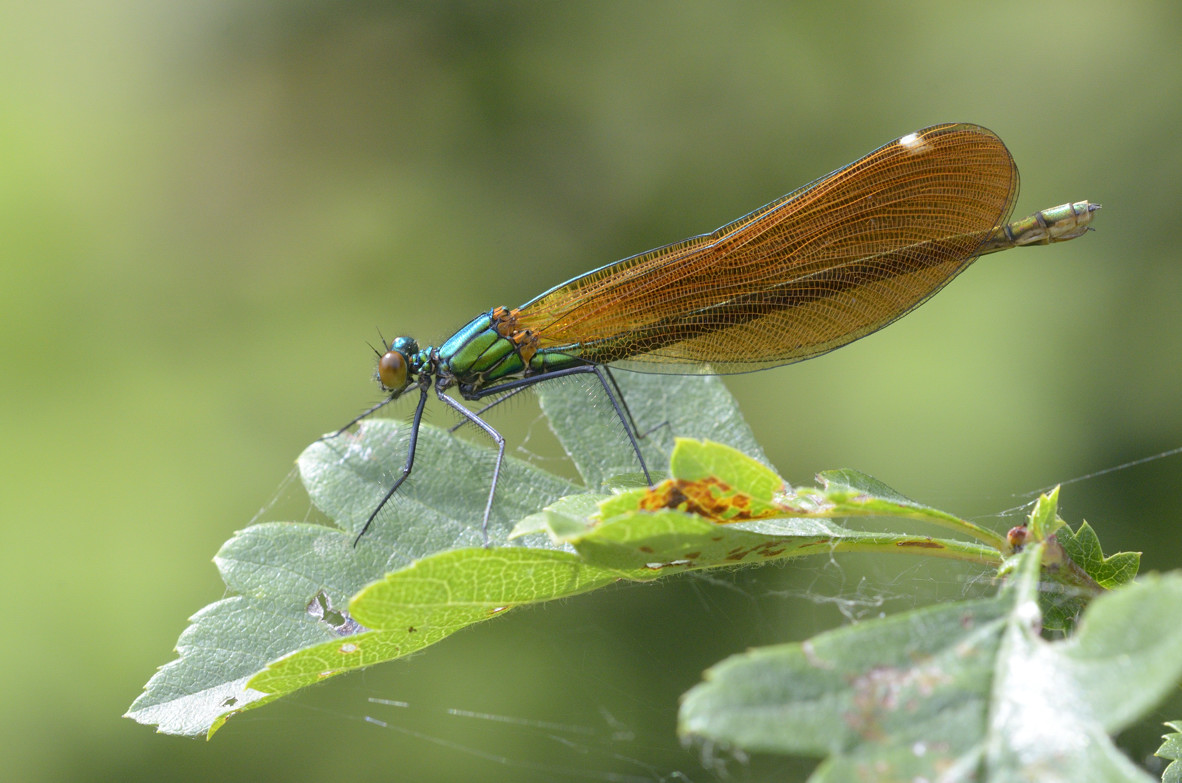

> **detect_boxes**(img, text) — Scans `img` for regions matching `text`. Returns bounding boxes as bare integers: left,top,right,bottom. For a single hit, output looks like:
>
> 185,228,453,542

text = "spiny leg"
593,366,652,486
437,388,506,547
462,364,657,499
600,366,672,446
448,384,532,434
353,386,429,546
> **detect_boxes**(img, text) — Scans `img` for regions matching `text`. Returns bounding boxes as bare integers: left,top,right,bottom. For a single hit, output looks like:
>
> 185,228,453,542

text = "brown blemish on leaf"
897,539,943,549
636,476,785,523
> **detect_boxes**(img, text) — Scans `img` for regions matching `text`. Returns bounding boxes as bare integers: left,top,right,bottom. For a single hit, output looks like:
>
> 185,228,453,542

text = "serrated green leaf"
127,419,580,737
128,375,772,737
680,551,1182,782
122,596,304,736
1057,520,1140,588
1009,492,1141,633
670,438,786,494
1159,721,1182,783
129,369,1133,749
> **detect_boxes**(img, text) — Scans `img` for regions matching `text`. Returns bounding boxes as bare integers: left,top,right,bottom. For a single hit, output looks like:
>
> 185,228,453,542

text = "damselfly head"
376,336,420,394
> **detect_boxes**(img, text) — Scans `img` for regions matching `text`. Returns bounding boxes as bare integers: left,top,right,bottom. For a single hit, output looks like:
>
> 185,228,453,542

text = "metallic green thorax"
435,311,584,394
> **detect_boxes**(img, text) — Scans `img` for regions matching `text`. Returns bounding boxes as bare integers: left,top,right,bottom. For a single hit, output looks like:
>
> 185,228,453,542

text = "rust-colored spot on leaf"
636,476,785,523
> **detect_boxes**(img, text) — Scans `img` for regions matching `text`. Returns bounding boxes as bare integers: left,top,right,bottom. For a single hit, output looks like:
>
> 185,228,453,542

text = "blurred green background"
4,1,1180,781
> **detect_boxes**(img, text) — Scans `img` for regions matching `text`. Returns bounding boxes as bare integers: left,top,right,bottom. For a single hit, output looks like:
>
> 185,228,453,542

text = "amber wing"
515,123,1020,375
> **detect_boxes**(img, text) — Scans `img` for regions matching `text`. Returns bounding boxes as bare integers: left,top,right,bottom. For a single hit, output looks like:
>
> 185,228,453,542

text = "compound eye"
377,350,409,391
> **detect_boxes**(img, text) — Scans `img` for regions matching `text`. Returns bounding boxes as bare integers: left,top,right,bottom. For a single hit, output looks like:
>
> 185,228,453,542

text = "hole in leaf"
306,590,367,635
